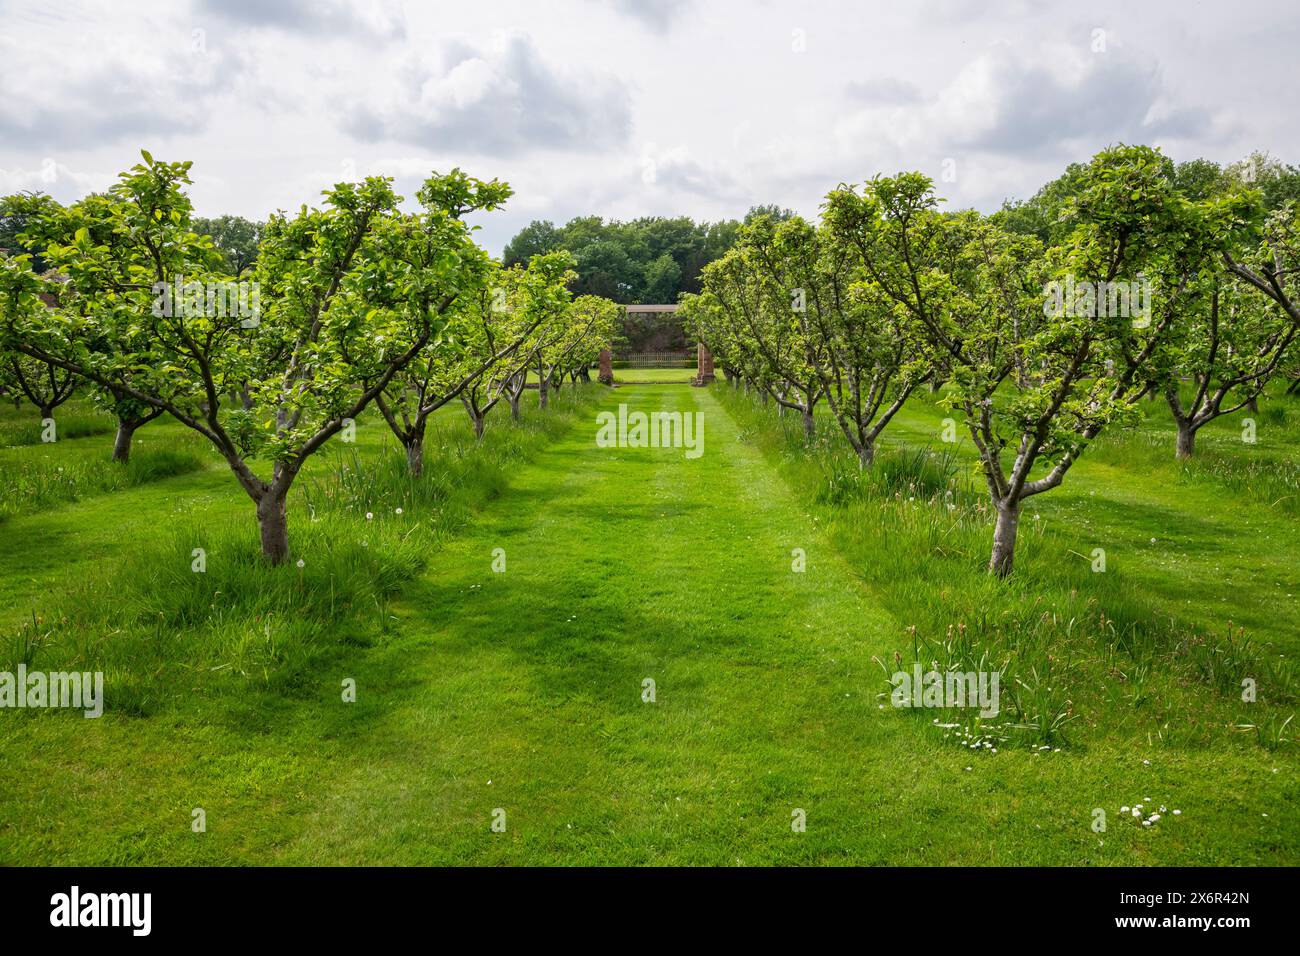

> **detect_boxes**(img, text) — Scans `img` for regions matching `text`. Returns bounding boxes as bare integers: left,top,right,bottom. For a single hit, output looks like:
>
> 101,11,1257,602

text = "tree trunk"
38,404,53,420
509,392,522,421
404,417,427,475
112,419,135,463
256,492,290,564
801,406,815,438
988,499,1021,577
472,414,485,439
538,375,549,410
405,437,424,476
857,440,874,470
1175,420,1196,459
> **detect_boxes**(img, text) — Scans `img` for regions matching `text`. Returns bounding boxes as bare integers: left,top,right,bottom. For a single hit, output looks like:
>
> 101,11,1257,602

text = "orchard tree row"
0,153,620,562
680,145,1300,576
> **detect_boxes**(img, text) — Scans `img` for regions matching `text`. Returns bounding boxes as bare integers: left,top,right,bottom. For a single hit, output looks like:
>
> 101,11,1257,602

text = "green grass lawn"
611,366,697,383
0,382,1295,864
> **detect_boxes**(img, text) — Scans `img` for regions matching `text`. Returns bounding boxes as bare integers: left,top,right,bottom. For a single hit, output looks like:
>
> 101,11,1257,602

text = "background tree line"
501,205,796,304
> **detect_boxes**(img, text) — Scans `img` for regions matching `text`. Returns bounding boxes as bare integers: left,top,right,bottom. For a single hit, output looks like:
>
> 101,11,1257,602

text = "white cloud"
344,33,632,156
0,24,236,148
0,160,115,202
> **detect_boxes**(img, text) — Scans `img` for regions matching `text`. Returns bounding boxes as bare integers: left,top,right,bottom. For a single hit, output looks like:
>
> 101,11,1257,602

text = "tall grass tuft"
0,446,208,523
0,408,115,447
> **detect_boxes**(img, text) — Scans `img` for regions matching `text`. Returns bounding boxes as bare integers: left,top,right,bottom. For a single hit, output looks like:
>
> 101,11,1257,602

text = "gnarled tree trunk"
406,437,424,476
256,490,290,564
988,499,1022,577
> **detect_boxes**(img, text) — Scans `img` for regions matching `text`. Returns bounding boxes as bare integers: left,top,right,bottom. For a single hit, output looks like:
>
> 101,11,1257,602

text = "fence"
615,351,694,369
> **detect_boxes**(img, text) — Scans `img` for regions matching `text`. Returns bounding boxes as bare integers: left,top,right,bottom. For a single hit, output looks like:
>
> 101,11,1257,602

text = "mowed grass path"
1,385,1293,864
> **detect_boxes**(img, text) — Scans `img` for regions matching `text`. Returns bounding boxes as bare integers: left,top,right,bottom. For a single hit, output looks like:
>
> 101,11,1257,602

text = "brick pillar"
598,349,614,385
693,342,715,386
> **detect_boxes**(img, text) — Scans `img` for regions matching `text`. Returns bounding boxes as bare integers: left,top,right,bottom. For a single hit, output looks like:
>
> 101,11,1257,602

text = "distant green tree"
642,253,681,303
743,204,796,225
1226,151,1300,211
501,212,756,304
994,161,1091,246
501,219,561,267
0,196,50,273
193,214,263,276
574,239,637,300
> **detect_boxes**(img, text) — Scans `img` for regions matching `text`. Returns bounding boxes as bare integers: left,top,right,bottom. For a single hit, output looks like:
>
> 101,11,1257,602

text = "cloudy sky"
1,0,1295,255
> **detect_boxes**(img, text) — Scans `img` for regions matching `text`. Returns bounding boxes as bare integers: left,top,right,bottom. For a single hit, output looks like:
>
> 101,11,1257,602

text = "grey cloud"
0,37,235,150
345,35,632,156
608,0,694,32
947,48,1218,156
191,0,405,40
652,156,741,200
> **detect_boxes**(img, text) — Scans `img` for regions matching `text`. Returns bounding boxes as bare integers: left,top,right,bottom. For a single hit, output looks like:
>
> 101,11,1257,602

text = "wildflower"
395,507,403,515
296,559,305,569
366,512,374,520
